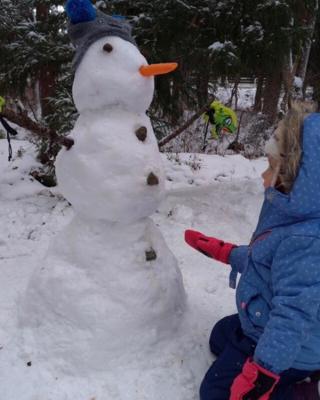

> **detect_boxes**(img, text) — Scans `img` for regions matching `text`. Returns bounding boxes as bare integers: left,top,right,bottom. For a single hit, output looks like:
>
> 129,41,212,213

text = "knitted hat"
65,0,137,70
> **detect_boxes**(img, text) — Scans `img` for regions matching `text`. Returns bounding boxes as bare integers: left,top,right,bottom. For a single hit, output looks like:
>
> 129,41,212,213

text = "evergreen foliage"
98,0,319,123
0,0,74,123
0,0,319,140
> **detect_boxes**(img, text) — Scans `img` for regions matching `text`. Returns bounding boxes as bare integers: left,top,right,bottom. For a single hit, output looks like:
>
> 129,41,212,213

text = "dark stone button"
147,172,159,186
146,248,157,261
135,126,147,142
103,43,113,53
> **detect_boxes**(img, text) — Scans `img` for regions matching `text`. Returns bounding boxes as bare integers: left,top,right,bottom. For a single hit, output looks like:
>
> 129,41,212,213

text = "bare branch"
0,108,74,150
158,98,215,148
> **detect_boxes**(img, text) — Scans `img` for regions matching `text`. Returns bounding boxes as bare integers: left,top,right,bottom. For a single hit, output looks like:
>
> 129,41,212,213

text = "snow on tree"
1,0,319,158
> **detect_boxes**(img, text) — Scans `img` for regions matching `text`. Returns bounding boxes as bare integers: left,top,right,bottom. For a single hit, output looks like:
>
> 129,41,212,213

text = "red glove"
184,229,236,264
230,358,280,400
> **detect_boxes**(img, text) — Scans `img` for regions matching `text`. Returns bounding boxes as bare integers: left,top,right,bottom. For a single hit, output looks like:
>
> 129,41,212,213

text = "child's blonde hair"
267,101,316,193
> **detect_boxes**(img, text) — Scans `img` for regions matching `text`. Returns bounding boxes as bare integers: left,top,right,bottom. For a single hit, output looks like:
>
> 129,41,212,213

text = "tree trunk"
262,71,282,123
229,76,240,109
196,65,209,108
296,0,319,90
36,2,57,118
254,74,264,112
39,64,57,118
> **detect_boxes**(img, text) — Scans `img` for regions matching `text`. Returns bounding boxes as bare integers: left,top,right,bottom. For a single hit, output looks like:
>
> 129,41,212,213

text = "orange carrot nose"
139,63,178,77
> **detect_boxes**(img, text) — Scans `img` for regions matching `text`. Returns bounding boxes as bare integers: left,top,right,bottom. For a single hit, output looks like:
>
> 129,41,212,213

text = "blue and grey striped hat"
66,0,137,70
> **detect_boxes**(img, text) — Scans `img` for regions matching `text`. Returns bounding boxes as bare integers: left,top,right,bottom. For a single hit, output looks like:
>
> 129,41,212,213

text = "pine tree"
242,0,317,120
1,0,319,143
0,0,74,122
294,0,319,97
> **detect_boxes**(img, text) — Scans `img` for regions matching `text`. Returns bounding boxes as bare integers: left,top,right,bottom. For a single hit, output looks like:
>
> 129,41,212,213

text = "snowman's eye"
103,43,113,53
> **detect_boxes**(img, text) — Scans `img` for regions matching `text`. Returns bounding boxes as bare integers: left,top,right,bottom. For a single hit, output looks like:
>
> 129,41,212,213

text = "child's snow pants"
200,314,312,400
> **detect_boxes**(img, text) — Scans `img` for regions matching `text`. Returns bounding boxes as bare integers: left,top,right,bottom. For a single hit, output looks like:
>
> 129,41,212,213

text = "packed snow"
35,29,194,388
0,138,267,399
72,37,154,114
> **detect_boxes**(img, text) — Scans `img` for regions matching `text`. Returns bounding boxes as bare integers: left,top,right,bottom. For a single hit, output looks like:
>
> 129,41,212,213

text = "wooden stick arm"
158,99,214,148
0,108,74,150
1,100,217,153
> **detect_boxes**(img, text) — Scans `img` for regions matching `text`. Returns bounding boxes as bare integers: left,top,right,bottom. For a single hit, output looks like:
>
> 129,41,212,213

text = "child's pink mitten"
184,229,236,264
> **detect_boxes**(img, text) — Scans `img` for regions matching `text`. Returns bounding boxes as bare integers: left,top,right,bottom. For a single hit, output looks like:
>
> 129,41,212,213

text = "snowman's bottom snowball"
12,316,209,400
92,327,208,400
19,217,187,375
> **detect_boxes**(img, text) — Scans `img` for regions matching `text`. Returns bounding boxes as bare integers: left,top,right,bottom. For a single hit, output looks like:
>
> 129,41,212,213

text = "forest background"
0,0,319,183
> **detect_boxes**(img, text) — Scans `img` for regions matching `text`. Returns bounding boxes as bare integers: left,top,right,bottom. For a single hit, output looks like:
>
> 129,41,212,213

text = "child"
185,104,320,400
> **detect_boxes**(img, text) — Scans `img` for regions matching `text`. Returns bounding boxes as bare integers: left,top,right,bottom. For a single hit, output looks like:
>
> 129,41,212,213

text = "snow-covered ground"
0,138,267,399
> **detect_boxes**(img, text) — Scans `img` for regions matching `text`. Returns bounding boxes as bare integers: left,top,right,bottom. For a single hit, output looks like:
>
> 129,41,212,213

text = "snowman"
20,0,190,381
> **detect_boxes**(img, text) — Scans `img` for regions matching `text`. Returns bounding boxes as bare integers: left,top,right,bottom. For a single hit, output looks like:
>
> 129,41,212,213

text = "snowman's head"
73,36,154,114
66,0,177,114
